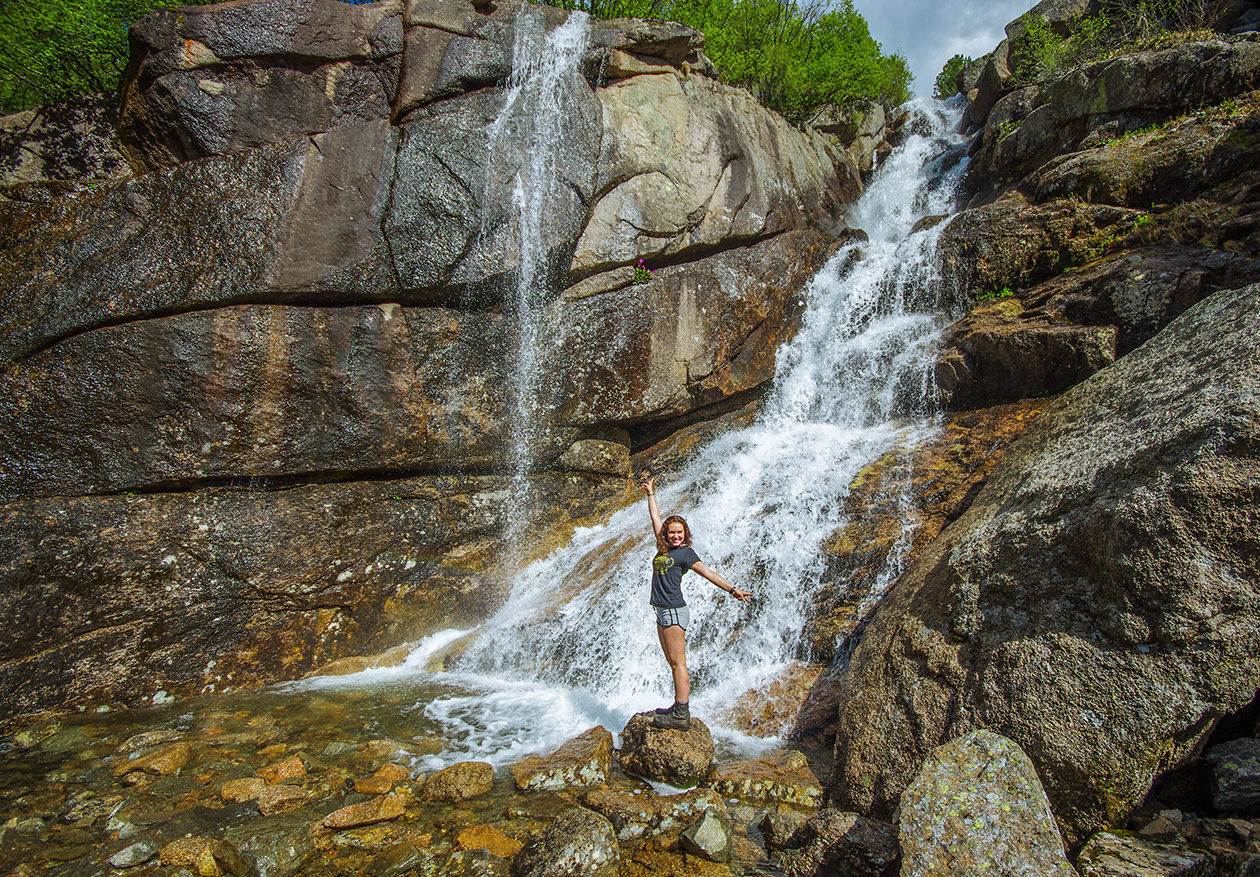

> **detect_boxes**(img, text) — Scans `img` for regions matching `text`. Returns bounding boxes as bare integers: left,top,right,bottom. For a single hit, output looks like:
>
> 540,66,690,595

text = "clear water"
292,100,973,771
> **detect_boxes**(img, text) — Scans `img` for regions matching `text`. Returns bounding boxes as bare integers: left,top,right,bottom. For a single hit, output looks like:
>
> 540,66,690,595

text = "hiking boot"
654,703,675,715
652,701,690,730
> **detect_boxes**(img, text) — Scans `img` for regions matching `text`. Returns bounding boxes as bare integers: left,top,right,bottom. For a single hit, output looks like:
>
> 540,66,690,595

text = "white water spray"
312,97,972,768
486,7,592,553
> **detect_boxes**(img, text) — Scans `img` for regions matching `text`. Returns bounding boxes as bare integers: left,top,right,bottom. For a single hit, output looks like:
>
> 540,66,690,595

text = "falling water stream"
292,90,973,770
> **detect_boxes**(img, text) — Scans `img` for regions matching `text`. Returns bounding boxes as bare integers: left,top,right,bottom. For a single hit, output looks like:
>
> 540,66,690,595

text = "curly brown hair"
655,515,693,555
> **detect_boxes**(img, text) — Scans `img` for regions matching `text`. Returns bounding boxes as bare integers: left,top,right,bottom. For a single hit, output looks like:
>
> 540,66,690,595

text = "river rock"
772,809,899,877
256,784,314,816
109,840,159,868
458,825,523,859
111,742,191,777
1206,739,1260,812
578,787,723,841
257,755,307,785
160,836,253,877
617,712,714,787
356,762,411,795
709,749,823,808
1076,831,1216,877
831,284,1260,845
421,761,495,802
222,777,267,803
223,812,318,877
898,730,1074,877
679,810,732,863
512,806,619,877
510,726,613,791
324,793,407,829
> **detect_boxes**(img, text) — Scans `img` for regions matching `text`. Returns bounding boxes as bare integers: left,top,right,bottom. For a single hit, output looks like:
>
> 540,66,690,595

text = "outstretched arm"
641,476,663,539
690,560,753,603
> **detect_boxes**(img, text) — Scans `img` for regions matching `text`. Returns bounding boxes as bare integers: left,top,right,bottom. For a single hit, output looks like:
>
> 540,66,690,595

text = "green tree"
933,53,969,100
0,0,216,113
548,0,911,125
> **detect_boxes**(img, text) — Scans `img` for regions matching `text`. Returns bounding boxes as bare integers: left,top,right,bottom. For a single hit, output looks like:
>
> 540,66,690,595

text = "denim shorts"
654,605,690,630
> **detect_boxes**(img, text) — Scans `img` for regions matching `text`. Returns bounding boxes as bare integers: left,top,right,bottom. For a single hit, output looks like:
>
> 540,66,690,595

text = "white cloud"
851,0,1033,96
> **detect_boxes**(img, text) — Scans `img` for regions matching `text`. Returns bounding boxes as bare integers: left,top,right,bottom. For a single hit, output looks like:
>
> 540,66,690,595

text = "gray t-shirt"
650,546,700,608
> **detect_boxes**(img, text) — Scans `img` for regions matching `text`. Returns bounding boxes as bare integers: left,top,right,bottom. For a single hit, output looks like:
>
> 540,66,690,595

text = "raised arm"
690,560,753,603
641,476,663,539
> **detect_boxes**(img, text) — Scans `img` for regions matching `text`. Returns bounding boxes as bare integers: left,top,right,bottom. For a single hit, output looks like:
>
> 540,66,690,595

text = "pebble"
109,840,159,868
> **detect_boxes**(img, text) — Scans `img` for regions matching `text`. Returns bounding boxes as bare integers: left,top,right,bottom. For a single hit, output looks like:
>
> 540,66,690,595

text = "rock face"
832,285,1260,845
898,731,1074,877
0,95,127,188
1076,831,1217,877
0,0,860,720
1206,739,1260,812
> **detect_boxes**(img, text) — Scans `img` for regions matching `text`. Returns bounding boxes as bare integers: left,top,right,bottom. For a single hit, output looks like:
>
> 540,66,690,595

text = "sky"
851,0,1036,96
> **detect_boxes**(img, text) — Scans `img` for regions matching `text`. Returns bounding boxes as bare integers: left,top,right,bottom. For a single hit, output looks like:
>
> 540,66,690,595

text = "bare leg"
656,623,690,703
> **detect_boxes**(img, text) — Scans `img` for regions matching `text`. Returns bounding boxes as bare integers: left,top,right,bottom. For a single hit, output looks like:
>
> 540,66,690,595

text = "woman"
641,476,752,730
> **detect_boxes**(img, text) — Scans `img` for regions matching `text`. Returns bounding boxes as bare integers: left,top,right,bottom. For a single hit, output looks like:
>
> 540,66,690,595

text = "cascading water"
301,95,972,769
485,7,591,554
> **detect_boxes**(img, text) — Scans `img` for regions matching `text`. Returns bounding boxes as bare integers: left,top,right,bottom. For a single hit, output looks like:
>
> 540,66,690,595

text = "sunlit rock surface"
832,284,1260,845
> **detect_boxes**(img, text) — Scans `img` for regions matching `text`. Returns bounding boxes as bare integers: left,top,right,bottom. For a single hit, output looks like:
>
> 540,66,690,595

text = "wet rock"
1207,739,1260,812
772,809,899,877
110,840,159,868
457,824,523,859
356,763,411,795
421,762,495,802
223,812,318,877
832,285,1260,845
934,297,1116,409
898,730,1073,877
222,777,267,803
256,784,314,816
111,742,192,777
512,806,619,877
578,787,724,841
617,712,714,787
556,440,631,478
758,808,811,851
558,228,832,426
118,729,185,754
709,750,823,808
1076,831,1216,877
257,756,307,785
679,810,732,863
511,727,613,791
0,477,506,720
118,0,403,169
160,836,255,877
323,793,407,829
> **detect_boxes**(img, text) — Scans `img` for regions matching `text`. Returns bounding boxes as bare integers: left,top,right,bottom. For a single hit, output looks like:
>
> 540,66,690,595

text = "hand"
730,588,752,603
640,476,656,495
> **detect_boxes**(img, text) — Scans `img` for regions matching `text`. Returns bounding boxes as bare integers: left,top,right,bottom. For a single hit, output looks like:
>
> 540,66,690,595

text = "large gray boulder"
831,284,1260,845
899,730,1074,877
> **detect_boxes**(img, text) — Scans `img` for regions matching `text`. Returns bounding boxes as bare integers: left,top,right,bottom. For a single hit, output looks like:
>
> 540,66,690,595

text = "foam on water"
301,95,972,767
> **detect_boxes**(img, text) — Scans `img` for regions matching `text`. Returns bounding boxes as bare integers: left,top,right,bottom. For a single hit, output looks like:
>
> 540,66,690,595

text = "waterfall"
485,7,591,554
304,99,971,769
